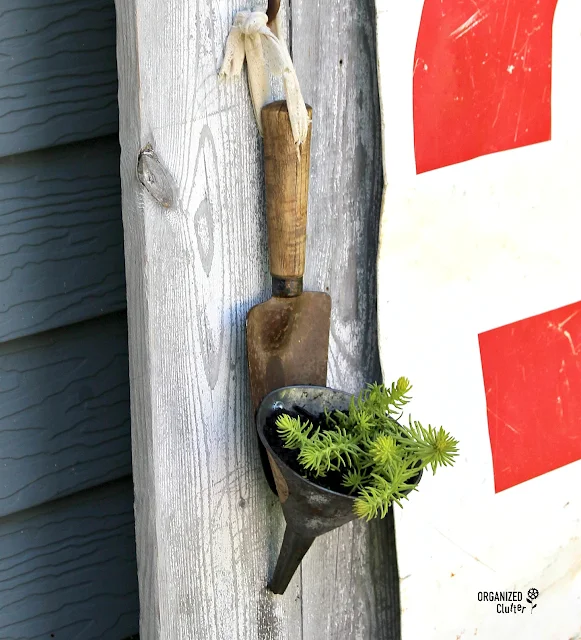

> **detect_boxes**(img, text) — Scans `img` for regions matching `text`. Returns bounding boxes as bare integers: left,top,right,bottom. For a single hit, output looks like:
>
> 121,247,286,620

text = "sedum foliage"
276,377,459,520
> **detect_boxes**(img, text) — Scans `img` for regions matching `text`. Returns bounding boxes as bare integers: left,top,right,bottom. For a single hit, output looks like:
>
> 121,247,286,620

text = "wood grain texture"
115,1,302,637
290,0,401,637
0,478,138,640
0,0,118,158
116,0,396,637
0,312,131,517
114,2,159,637
262,102,311,280
0,137,126,343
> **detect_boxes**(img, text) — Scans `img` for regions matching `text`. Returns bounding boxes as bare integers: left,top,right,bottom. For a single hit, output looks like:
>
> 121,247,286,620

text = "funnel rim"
256,384,359,503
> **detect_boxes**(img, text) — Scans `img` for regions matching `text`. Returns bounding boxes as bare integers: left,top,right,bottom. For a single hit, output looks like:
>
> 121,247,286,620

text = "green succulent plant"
275,377,459,520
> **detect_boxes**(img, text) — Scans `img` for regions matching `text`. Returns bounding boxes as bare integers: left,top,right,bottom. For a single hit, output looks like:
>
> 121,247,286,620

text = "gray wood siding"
0,137,126,343
0,312,130,517
0,0,137,637
0,479,138,640
0,0,118,158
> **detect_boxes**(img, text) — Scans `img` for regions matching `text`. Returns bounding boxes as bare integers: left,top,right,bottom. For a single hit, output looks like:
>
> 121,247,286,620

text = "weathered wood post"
114,0,399,637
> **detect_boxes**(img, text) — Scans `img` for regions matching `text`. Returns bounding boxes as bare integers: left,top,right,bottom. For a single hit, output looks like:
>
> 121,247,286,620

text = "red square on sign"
479,301,581,493
413,0,558,174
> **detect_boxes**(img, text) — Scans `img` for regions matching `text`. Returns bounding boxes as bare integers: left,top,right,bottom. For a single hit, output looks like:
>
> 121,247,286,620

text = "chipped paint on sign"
413,0,559,173
376,0,581,637
479,300,581,493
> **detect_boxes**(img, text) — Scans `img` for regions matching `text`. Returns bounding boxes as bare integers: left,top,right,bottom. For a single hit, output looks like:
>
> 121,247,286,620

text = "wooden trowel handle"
262,101,312,297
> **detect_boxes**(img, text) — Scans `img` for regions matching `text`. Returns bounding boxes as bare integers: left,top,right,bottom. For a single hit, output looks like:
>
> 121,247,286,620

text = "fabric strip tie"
219,10,309,149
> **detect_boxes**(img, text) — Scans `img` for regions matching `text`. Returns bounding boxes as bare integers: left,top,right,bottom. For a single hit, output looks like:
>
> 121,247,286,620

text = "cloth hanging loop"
219,10,309,148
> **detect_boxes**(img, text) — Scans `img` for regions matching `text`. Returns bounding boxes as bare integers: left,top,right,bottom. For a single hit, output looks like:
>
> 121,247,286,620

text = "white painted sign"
376,1,581,638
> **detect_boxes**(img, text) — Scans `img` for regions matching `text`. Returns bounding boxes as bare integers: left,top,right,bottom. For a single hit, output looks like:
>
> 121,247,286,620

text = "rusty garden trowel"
247,101,331,492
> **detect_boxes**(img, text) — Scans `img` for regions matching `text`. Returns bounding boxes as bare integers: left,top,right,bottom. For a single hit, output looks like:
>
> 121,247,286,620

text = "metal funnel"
256,385,358,594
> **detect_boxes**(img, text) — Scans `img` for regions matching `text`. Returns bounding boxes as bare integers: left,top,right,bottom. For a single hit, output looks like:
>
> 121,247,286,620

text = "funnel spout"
269,526,316,594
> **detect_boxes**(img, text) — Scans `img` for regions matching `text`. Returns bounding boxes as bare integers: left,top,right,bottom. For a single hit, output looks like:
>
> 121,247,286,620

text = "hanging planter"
218,0,461,598
256,379,459,594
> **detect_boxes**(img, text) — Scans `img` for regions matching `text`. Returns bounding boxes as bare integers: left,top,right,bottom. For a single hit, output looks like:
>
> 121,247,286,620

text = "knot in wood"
136,143,176,209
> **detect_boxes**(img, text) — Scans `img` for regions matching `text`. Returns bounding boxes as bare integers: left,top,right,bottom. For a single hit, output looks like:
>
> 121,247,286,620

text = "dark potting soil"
263,406,355,496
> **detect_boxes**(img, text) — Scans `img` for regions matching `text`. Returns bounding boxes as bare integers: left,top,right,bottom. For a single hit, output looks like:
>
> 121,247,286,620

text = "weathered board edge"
292,0,402,636
114,1,160,637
